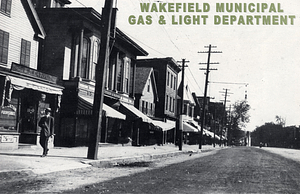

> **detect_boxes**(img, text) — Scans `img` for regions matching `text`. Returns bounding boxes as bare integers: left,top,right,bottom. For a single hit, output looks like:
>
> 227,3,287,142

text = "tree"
228,100,250,145
275,115,286,127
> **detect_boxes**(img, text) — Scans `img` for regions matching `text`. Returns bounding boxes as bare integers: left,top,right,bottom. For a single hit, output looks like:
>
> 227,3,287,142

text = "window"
79,38,90,78
167,71,170,86
147,79,150,92
183,104,188,115
123,57,130,93
142,100,145,113
0,0,12,15
169,96,172,111
174,77,176,90
20,39,31,66
166,95,168,110
170,74,173,88
0,29,9,64
91,41,100,81
173,98,175,112
116,55,122,91
74,36,90,79
145,102,148,114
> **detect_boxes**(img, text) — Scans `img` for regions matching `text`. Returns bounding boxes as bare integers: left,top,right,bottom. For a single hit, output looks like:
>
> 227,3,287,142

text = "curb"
81,149,215,168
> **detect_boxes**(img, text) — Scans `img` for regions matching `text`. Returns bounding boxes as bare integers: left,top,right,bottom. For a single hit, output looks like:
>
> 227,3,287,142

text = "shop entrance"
19,90,50,144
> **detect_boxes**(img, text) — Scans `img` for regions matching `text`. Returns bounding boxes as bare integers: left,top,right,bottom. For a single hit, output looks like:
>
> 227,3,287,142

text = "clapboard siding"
0,0,39,69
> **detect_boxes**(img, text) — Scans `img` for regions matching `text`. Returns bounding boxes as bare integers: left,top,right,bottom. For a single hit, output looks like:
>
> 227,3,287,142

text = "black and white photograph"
1,0,300,193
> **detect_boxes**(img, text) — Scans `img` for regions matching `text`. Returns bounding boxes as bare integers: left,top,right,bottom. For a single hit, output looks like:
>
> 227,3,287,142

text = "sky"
69,0,300,131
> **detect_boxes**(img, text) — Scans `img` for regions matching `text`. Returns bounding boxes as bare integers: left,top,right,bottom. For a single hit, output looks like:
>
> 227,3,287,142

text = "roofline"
116,28,148,56
21,0,46,39
36,7,147,56
137,57,181,72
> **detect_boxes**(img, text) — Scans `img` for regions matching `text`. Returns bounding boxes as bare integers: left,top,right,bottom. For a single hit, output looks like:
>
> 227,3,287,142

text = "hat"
45,108,51,112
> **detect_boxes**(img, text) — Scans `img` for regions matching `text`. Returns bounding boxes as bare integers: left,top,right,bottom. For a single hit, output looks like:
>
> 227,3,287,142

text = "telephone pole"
177,59,189,151
219,88,232,146
198,44,221,149
87,0,114,159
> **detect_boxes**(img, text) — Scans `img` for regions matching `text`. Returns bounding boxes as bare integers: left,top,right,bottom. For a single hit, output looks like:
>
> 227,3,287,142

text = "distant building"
177,82,199,144
134,67,158,118
136,57,181,143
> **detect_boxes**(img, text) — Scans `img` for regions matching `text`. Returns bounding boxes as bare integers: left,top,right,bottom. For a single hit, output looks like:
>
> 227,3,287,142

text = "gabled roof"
21,0,46,39
178,81,196,105
135,67,158,101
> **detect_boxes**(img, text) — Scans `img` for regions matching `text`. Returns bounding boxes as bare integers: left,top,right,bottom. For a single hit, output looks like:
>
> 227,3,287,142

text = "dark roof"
135,67,152,94
137,57,181,73
59,0,71,4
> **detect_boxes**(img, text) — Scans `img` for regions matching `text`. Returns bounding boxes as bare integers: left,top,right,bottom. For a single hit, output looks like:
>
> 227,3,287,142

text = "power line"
120,30,168,56
210,81,248,86
73,0,87,7
187,67,204,95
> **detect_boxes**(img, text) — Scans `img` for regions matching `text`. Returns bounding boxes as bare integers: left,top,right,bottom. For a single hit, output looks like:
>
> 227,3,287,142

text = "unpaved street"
2,147,300,193
0,149,216,193
65,147,300,194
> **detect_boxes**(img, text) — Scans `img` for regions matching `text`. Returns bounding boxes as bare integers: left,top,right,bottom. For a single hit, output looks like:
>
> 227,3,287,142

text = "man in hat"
38,108,54,157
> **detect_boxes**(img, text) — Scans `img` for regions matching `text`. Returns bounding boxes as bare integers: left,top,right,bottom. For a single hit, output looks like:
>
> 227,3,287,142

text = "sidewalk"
0,143,219,175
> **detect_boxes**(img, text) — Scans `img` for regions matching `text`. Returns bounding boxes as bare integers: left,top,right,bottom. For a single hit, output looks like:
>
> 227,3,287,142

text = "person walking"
38,108,54,157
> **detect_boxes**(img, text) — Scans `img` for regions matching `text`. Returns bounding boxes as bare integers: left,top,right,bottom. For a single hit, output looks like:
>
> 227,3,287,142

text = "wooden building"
0,0,63,150
35,5,151,146
136,58,181,144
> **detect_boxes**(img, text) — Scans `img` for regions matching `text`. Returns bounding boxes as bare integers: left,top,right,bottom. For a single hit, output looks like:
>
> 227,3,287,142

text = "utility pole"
177,59,189,151
220,88,232,147
87,0,114,159
198,44,221,149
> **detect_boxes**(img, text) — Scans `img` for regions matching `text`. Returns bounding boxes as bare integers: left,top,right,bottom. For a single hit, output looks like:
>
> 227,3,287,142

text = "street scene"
1,0,300,193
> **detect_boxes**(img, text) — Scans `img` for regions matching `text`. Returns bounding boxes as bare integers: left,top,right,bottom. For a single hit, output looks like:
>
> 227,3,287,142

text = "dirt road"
2,147,300,193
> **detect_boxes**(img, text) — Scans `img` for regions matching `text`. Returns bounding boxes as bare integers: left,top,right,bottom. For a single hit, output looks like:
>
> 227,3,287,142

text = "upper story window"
20,39,31,66
0,29,9,64
123,57,130,93
91,40,100,81
174,76,176,90
79,37,90,79
107,52,132,94
147,79,150,92
73,35,91,80
167,71,170,86
0,0,12,15
165,95,168,111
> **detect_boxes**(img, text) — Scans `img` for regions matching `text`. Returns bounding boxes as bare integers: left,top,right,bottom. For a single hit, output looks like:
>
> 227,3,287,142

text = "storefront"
0,64,63,150
58,80,127,146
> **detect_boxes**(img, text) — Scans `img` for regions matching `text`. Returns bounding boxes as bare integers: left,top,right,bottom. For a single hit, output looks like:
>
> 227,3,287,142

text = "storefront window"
0,98,17,131
0,79,18,131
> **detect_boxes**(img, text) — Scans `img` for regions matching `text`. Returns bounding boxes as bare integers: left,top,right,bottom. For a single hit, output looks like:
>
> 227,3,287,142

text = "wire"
187,67,204,95
210,81,248,86
73,0,87,7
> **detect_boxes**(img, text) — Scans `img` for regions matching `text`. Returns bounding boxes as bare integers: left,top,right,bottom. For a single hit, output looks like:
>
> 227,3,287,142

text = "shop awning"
152,120,175,131
8,76,63,95
120,102,152,123
183,122,199,132
78,96,126,120
203,129,220,139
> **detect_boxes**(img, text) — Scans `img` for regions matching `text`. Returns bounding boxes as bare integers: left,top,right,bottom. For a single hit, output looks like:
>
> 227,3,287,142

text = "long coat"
38,116,54,137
